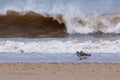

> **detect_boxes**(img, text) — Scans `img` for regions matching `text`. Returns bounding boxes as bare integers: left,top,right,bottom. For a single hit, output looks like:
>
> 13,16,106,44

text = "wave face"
0,12,65,38
0,0,120,35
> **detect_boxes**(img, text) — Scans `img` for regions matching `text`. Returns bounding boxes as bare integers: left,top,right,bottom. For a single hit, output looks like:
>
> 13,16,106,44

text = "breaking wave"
0,0,120,36
1,11,120,35
0,11,66,38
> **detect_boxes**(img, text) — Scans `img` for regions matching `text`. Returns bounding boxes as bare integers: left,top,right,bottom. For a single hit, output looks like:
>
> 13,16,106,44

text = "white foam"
0,40,120,54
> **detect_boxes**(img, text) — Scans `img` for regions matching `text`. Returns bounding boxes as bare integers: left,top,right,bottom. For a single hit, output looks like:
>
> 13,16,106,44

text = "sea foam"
0,40,120,53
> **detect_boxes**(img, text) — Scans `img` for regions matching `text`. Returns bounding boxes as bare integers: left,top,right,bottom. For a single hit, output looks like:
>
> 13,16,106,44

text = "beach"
0,62,120,80
0,0,120,80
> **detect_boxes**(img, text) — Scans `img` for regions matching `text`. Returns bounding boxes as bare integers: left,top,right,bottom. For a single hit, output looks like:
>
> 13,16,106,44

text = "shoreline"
0,53,120,63
0,62,120,80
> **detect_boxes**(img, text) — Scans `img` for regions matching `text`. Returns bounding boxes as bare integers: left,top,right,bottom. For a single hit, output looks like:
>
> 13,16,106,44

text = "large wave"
0,0,120,35
0,11,66,38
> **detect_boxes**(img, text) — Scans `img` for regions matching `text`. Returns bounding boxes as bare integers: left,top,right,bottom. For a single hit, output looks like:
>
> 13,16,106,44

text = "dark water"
0,12,66,38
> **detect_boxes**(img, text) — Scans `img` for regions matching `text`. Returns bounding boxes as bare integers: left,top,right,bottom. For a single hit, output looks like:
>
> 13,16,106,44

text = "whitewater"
0,39,120,54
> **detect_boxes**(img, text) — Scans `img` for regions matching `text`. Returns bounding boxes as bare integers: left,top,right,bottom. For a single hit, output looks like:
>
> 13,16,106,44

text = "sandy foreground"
0,63,120,80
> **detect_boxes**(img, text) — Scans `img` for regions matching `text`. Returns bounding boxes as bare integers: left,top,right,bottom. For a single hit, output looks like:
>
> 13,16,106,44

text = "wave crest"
0,11,66,38
1,11,120,35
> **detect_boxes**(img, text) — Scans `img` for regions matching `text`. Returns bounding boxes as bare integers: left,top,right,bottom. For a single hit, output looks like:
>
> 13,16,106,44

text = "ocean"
0,0,120,62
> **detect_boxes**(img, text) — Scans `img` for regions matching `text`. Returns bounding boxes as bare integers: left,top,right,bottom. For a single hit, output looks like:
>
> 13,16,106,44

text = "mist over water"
0,0,120,14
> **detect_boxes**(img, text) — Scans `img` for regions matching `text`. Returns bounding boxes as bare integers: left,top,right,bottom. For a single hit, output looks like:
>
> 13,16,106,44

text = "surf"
0,0,120,36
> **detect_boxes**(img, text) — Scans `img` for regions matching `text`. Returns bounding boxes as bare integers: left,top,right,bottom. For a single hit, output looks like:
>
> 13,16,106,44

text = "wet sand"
0,62,120,80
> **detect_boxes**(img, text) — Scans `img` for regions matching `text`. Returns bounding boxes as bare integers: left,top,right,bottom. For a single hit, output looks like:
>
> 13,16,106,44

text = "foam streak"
0,40,120,53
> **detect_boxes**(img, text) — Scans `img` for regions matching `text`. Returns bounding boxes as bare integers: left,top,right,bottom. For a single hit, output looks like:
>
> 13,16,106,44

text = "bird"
76,51,91,60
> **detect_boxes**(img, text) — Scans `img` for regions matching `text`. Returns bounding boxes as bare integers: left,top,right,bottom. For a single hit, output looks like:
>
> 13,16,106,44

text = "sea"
0,0,120,62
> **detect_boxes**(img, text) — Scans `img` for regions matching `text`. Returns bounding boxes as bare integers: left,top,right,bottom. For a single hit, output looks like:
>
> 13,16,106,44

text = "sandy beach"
0,62,120,80
0,0,120,80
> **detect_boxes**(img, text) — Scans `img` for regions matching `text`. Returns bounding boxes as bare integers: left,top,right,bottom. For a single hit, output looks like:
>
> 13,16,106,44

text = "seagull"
76,51,91,60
